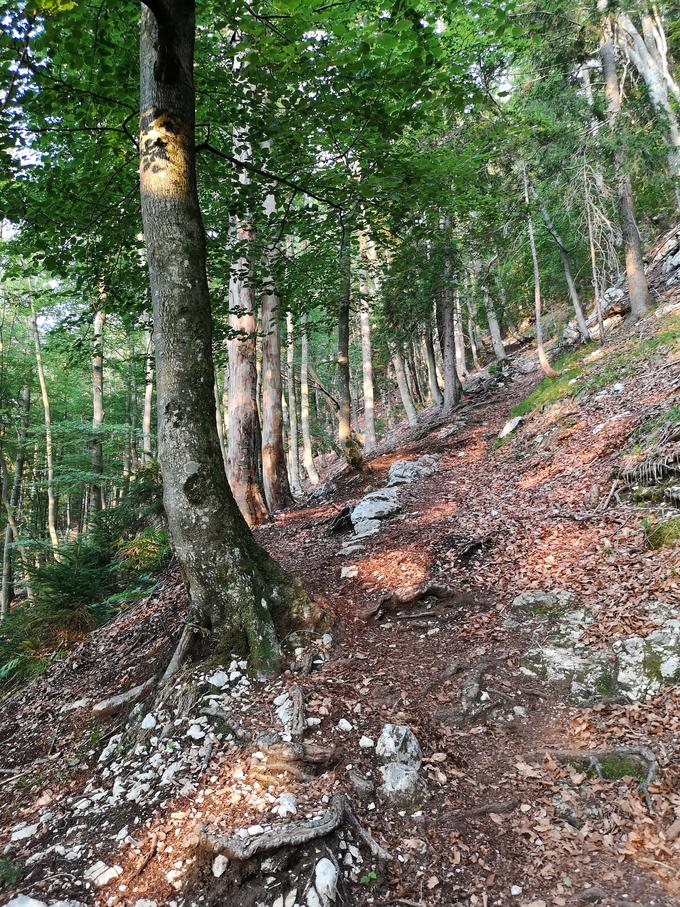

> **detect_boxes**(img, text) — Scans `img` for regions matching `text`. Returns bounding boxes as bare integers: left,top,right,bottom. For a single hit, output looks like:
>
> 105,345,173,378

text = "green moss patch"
644,516,680,550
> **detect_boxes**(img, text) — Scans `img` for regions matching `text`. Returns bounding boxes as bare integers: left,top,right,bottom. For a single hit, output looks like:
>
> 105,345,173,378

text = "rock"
326,505,353,535
10,823,39,843
207,670,229,688
274,792,297,817
92,677,155,718
351,488,400,537
614,617,680,699
186,724,205,740
60,697,90,713
98,733,121,764
83,861,122,887
141,713,157,730
387,455,438,487
337,718,353,732
348,768,374,799
212,854,229,878
133,901,158,907
340,565,358,579
376,724,422,769
5,897,47,907
511,589,575,620
510,885,523,896
359,736,374,748
378,763,427,810
313,858,339,906
498,416,523,439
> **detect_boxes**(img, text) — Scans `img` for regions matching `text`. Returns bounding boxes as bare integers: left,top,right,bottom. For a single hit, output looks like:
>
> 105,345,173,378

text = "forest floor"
1,305,680,907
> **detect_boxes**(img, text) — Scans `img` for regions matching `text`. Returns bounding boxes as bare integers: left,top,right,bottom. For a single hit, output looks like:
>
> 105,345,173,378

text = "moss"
0,857,22,888
593,671,618,697
598,755,646,781
642,648,664,683
644,516,680,549
512,370,580,417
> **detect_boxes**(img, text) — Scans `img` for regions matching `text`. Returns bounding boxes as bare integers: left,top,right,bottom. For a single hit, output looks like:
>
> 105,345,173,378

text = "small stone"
338,718,353,732
340,566,358,579
5,898,48,907
510,885,523,896
10,823,39,843
247,824,264,836
275,793,297,817
141,713,157,730
207,670,229,688
212,855,228,878
314,857,339,905
359,736,374,748
186,724,205,740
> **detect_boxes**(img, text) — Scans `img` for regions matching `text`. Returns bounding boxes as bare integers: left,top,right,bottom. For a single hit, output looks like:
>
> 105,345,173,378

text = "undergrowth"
0,465,170,691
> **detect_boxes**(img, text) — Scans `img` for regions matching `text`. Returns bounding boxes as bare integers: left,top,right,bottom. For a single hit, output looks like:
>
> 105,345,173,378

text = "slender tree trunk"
531,186,590,341
584,161,607,343
599,29,651,320
141,324,155,464
392,346,418,427
465,296,481,370
260,225,293,511
483,286,507,361
337,230,361,467
437,289,463,411
1,385,30,617
139,0,310,676
286,312,302,495
90,306,106,514
358,228,377,454
300,313,320,485
522,164,557,377
424,323,443,405
214,381,227,467
30,303,59,555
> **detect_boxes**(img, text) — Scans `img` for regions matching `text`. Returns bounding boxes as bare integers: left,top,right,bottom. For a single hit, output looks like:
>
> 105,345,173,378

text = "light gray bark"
437,289,463,411
391,346,418,427
453,288,467,380
30,302,59,555
599,29,651,320
141,323,154,464
286,311,302,495
90,306,106,514
1,384,30,618
522,163,557,378
423,323,443,405
300,314,320,485
358,228,377,453
483,286,507,360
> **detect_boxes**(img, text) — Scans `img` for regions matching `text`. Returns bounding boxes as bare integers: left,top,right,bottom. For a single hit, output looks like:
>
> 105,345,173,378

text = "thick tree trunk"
30,303,59,555
90,306,106,514
285,312,302,495
300,313,320,485
1,385,30,618
142,324,154,464
599,31,651,320
358,229,377,454
437,290,462,412
453,289,467,380
391,346,418,427
424,323,443,405
522,164,557,378
260,231,293,511
483,286,506,361
337,231,361,467
139,0,311,676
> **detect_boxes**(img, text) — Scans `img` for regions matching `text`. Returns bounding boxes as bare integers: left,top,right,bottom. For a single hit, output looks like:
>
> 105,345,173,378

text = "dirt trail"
1,315,679,907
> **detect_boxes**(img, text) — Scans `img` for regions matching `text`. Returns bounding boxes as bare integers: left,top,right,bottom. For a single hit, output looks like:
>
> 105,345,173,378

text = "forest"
1,0,680,905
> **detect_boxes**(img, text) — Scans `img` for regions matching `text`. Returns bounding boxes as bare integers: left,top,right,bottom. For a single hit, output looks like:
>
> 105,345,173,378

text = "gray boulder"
387,455,438,487
351,487,399,537
376,723,422,768
378,763,427,811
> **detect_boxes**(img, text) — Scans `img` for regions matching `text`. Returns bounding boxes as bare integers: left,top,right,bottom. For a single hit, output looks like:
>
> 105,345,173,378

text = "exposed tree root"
192,792,390,863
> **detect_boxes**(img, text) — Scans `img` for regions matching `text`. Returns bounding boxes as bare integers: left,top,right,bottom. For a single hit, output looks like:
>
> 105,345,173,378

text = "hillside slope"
1,307,679,907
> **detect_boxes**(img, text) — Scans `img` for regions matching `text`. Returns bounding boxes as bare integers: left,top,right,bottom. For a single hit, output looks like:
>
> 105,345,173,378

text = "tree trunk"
1,385,30,618
437,289,462,411
89,306,106,515
483,286,507,360
391,346,418,427
358,228,377,454
337,231,361,467
139,0,310,677
584,160,607,343
599,30,651,320
617,9,680,210
424,323,443,405
531,186,590,342
465,295,481,370
522,163,557,378
30,303,59,555
286,311,302,495
260,225,293,511
300,313,320,485
453,288,467,380
141,323,154,464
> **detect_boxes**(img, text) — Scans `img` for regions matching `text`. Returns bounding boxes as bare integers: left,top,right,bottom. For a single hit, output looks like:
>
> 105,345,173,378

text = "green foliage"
644,517,680,550
0,858,23,889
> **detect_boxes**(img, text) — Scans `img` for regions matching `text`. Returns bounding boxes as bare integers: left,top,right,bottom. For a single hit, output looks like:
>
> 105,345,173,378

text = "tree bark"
437,289,463,412
522,163,557,378
599,29,651,320
1,385,30,618
391,346,418,427
89,305,106,515
453,288,467,380
358,232,377,453
30,302,59,555
424,323,443,405
139,0,310,676
286,311,302,495
465,295,481,370
300,313,320,485
260,218,293,511
141,323,154,464
483,286,507,361
337,230,361,467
